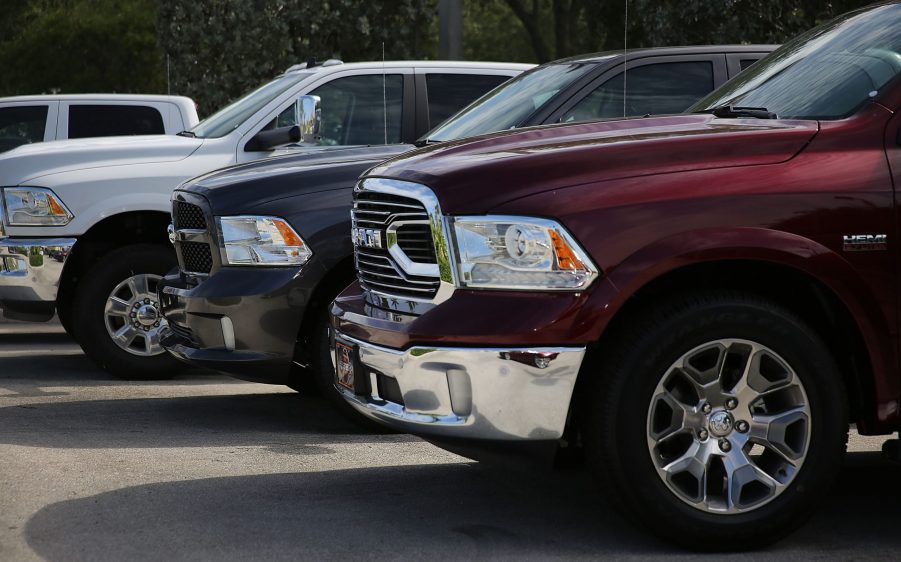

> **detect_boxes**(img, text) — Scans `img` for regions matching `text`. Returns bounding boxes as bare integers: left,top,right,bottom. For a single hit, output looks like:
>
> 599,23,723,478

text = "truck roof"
282,60,534,76
0,93,196,104
557,44,779,65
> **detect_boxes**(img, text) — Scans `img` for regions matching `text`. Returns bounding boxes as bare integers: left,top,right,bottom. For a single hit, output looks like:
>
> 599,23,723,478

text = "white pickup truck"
0,59,530,377
0,94,199,153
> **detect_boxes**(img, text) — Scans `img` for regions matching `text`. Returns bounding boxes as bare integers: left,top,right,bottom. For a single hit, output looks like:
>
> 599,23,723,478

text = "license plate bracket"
335,341,356,392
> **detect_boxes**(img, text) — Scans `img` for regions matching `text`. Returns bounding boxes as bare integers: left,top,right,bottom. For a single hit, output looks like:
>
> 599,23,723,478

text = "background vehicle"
0,60,529,378
331,4,901,549
0,94,198,153
158,45,774,418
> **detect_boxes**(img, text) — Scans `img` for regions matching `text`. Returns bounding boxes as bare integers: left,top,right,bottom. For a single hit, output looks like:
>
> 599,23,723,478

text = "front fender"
585,227,897,426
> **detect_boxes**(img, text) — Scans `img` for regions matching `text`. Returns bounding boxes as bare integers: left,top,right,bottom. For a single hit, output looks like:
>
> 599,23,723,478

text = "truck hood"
366,114,820,214
182,144,413,214
0,134,203,185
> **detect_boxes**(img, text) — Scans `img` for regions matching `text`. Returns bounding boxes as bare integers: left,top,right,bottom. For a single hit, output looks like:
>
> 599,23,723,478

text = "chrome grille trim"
352,178,456,314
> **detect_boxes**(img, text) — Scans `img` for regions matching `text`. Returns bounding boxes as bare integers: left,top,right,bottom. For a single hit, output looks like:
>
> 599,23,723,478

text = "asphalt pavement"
0,318,899,561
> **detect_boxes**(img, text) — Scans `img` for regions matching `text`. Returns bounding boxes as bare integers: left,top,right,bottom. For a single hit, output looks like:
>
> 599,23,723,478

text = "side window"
68,105,165,139
0,105,48,152
310,74,403,145
425,73,509,128
561,61,715,123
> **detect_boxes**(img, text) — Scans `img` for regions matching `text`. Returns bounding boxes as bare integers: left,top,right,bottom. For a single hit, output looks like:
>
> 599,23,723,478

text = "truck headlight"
217,215,312,266
2,187,73,226
452,216,597,290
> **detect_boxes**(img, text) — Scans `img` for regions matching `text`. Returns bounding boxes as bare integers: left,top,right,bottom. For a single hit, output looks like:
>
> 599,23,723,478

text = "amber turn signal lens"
273,219,304,247
549,230,586,270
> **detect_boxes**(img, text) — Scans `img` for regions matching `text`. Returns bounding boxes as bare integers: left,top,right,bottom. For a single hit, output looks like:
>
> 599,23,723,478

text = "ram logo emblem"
842,234,887,252
352,227,383,249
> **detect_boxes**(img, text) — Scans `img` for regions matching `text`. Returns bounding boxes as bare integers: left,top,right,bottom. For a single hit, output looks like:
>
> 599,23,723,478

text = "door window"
0,105,48,152
310,74,403,145
425,73,509,128
561,61,715,122
68,105,165,138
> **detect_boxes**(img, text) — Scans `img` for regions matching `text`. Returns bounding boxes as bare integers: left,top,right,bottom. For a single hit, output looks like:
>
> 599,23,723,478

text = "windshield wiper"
176,130,196,138
708,105,778,120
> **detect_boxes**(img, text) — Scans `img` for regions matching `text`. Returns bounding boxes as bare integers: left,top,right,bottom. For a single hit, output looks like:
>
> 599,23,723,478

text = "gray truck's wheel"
73,244,184,379
580,292,847,550
311,309,390,431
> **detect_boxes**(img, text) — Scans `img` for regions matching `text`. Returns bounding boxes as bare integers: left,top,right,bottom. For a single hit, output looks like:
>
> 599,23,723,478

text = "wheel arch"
56,211,173,328
584,228,897,434
293,255,357,370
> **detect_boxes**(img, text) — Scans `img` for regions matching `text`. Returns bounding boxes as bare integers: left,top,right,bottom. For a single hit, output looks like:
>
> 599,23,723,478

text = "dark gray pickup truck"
158,45,775,420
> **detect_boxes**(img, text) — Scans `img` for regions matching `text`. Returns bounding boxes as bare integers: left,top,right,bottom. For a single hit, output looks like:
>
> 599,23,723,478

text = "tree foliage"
0,0,881,115
157,0,437,116
0,0,165,96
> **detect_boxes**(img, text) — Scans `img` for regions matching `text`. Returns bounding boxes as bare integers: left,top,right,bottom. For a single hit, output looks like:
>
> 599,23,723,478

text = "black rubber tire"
309,308,392,432
579,291,848,551
73,243,184,380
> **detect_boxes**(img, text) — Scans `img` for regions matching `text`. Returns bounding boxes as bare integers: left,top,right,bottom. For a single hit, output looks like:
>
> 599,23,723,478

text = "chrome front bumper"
0,237,76,309
333,332,585,441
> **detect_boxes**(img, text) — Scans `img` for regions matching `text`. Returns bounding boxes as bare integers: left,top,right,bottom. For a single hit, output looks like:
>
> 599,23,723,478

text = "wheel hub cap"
708,411,734,437
135,304,159,327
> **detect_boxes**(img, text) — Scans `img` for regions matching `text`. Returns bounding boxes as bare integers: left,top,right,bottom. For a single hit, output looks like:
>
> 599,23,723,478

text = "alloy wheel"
103,274,167,357
646,339,811,513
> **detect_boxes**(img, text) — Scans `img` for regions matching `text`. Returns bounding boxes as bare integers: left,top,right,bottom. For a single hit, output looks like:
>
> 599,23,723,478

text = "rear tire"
73,243,184,379
579,292,847,550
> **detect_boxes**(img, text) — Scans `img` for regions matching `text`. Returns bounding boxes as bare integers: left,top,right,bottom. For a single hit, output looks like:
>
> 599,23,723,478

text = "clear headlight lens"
452,216,597,290
2,187,73,226
217,215,312,266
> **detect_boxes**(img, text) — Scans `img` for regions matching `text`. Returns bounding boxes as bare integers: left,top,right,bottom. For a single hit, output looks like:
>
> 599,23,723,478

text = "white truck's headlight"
2,187,73,226
452,216,597,290
217,215,311,266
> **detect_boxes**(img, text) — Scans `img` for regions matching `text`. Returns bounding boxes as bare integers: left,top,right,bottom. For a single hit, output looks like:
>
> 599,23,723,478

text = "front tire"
73,243,184,379
580,292,847,550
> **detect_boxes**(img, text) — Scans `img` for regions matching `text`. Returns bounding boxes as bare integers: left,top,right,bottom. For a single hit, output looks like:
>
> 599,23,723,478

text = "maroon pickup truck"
331,4,901,550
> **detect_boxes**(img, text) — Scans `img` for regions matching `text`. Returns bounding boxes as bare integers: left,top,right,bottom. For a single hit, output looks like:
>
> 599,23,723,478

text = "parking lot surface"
1,321,899,561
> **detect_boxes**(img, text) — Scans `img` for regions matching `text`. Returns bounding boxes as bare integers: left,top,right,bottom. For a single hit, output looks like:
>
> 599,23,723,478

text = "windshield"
691,4,901,120
425,61,598,142
190,71,314,138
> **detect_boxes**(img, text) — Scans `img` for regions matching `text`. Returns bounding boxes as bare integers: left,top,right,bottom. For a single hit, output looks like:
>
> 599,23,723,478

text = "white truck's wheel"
73,244,184,379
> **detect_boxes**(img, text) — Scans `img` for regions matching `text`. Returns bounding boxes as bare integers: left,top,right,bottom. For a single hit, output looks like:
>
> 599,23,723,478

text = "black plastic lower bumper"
158,265,319,384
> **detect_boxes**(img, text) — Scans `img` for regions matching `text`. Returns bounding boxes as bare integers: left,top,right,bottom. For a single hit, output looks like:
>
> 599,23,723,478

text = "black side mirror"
246,125,301,152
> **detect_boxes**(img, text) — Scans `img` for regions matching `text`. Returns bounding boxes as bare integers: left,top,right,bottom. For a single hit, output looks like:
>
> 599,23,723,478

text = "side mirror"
296,95,321,144
245,95,321,152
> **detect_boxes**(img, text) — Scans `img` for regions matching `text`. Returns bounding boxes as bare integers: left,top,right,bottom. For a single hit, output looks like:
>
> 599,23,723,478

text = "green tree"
157,0,437,117
0,0,165,96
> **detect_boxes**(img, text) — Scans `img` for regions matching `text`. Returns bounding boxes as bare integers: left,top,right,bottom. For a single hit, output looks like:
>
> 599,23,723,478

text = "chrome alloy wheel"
104,274,167,356
646,339,811,514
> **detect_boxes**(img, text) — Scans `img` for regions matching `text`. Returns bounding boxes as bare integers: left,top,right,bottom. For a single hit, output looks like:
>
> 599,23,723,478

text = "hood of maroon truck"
365,114,819,214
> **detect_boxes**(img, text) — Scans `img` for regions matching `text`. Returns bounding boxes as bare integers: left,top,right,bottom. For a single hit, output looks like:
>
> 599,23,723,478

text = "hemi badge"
842,234,887,252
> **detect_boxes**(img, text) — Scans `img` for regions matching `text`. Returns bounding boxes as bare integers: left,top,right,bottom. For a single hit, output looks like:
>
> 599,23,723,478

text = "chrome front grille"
352,188,440,301
356,249,440,298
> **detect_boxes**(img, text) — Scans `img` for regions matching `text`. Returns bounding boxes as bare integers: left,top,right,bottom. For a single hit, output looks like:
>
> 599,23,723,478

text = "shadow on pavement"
23,453,901,561
0,392,391,449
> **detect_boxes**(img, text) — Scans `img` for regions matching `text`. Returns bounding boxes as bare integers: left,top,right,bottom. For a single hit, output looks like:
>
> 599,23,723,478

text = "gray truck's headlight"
452,216,597,290
2,187,73,226
217,215,311,266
